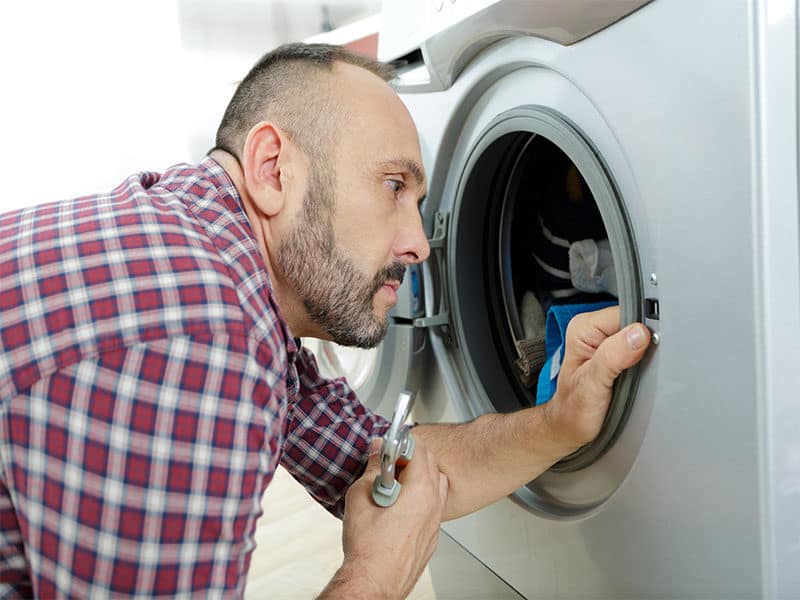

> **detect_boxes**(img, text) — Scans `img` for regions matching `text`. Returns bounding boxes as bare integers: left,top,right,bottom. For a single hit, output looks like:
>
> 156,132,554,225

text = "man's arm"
414,306,651,520
412,408,568,521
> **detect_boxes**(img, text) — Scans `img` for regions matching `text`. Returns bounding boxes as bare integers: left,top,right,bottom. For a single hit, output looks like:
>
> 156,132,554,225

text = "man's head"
214,43,429,348
215,43,394,177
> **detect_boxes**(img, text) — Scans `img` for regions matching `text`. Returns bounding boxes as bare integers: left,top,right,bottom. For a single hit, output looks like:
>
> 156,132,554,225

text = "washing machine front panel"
400,0,769,596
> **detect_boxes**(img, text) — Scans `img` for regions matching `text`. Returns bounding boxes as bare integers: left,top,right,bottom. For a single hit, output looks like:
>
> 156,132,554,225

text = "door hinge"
413,211,453,346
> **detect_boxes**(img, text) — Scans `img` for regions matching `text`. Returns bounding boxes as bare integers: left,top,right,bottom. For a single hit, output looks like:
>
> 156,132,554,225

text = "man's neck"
207,149,324,340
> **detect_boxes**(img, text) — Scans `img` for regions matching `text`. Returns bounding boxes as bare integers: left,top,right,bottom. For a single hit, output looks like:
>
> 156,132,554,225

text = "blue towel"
535,301,617,405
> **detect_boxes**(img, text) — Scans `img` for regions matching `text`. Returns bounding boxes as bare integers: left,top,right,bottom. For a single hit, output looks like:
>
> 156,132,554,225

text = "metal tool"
371,390,416,507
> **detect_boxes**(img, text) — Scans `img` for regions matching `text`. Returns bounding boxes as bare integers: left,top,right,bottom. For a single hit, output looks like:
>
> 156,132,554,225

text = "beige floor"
245,467,522,599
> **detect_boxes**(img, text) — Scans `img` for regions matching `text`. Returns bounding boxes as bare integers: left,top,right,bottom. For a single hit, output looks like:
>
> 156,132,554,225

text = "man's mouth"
379,280,401,304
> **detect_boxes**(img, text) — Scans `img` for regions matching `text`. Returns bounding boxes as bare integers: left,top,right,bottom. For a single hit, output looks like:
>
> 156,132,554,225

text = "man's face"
276,63,429,348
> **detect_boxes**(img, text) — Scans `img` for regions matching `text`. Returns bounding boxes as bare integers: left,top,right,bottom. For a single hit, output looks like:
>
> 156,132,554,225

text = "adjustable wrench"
371,390,416,507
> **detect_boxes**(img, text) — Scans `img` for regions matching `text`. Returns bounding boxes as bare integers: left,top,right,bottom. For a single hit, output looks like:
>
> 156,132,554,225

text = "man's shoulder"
0,162,290,402
0,163,245,321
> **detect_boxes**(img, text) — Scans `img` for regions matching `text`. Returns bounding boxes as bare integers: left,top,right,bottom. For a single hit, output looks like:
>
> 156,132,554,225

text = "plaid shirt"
0,157,389,598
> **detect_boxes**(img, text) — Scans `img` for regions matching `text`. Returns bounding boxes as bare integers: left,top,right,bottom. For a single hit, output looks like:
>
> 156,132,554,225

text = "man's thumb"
590,323,651,386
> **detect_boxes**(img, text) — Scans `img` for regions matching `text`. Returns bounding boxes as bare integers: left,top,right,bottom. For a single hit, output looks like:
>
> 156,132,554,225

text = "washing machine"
307,0,800,597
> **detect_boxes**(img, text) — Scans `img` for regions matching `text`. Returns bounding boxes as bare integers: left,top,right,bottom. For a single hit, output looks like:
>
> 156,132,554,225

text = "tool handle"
371,390,417,508
396,427,415,467
371,432,414,507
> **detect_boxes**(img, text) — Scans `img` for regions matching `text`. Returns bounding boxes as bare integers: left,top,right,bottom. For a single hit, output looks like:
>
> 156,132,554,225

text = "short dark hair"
213,42,396,162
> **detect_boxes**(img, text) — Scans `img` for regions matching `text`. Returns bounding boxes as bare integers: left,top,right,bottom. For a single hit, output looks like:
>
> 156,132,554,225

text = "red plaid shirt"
0,157,389,598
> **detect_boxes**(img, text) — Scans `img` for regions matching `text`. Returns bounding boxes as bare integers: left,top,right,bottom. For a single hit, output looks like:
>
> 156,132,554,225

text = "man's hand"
544,305,651,452
318,438,449,600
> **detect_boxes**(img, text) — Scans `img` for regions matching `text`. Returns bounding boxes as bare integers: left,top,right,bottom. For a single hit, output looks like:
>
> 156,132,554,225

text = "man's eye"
387,179,404,194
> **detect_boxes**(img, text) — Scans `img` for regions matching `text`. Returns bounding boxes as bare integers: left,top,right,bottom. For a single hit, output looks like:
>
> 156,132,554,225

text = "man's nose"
395,205,430,265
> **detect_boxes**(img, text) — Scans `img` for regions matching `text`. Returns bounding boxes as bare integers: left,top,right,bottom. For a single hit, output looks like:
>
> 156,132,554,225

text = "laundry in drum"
569,238,618,297
513,158,619,398
530,163,615,309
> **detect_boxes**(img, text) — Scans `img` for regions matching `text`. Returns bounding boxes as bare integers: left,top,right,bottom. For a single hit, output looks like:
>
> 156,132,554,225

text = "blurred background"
0,0,379,212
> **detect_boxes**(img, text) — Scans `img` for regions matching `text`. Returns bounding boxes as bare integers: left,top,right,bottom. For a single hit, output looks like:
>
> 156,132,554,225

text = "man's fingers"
368,438,383,458
397,441,445,500
438,473,449,508
361,438,384,478
364,434,434,489
588,322,651,388
396,439,433,486
366,435,446,508
566,305,621,348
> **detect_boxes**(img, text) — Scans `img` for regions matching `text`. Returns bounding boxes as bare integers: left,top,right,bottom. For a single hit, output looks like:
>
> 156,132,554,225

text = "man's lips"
380,280,400,304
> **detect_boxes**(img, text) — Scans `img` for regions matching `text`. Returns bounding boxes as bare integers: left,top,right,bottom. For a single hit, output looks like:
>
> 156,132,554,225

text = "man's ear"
241,121,285,217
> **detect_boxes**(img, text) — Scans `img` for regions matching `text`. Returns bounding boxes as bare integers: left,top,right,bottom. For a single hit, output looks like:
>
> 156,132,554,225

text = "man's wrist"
538,398,585,459
317,559,388,600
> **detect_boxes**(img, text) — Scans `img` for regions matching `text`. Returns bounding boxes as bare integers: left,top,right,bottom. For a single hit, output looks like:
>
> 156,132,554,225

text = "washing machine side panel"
754,0,800,596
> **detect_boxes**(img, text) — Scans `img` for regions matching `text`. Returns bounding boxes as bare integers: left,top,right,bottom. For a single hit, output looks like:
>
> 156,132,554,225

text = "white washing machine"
308,0,800,597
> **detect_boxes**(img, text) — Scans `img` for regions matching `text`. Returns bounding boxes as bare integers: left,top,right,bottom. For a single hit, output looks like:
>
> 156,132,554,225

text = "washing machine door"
302,262,431,419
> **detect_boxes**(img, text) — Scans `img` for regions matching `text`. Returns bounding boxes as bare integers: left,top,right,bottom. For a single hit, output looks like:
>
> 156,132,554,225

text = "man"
0,43,650,598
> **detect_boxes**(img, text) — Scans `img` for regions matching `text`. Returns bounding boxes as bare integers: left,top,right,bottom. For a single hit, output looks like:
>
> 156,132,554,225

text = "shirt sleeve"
0,333,279,598
280,346,390,517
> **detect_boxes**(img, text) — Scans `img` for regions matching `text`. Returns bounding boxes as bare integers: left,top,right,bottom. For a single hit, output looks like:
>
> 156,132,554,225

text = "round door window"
439,105,645,514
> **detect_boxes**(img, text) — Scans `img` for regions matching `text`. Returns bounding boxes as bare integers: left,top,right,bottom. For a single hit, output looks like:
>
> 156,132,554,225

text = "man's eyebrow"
375,158,425,187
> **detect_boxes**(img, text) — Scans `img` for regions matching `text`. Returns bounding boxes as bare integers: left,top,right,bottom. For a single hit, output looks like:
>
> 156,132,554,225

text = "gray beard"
275,184,405,349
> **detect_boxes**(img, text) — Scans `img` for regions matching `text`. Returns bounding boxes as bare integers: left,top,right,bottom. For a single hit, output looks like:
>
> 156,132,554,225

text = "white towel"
520,291,547,339
569,239,618,297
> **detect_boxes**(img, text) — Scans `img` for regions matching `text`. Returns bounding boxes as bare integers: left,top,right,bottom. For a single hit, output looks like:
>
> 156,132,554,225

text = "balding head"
214,43,395,169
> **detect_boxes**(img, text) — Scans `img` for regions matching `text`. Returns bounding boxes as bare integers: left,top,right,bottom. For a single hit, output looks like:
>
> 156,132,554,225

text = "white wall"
0,0,378,212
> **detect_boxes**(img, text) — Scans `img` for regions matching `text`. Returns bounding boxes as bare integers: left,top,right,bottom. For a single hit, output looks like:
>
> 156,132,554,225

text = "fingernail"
626,325,646,350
